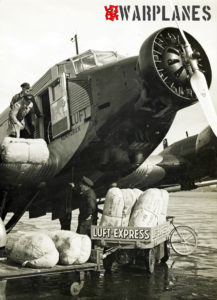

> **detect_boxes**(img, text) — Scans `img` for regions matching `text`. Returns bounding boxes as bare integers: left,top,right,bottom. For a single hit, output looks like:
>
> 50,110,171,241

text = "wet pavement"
2,190,217,299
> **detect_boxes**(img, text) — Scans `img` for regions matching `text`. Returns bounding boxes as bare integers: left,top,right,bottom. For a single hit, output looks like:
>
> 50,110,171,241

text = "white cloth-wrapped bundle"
133,188,143,199
121,189,137,226
99,215,123,227
129,188,169,227
76,234,92,264
0,137,49,164
158,191,169,225
6,232,59,268
49,230,91,265
100,188,124,227
28,139,49,163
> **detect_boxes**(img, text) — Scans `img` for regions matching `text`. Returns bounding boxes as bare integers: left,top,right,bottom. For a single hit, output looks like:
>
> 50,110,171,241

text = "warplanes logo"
104,5,211,21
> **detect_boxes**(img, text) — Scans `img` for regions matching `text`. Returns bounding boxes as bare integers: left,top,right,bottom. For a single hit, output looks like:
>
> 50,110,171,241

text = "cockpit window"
95,51,118,65
72,50,122,74
73,54,96,74
82,55,96,70
74,59,84,73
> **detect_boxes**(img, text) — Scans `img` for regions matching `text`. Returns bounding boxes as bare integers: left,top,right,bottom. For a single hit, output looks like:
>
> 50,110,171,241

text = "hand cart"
91,220,171,273
0,248,102,297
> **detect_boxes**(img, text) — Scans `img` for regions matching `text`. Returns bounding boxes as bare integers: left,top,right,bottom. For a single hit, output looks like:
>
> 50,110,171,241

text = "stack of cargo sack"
5,231,92,268
100,187,143,227
100,187,169,227
0,137,49,164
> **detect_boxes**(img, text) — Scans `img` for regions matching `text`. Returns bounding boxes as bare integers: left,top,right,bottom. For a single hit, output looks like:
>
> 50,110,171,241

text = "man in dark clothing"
58,182,75,231
59,176,97,237
10,82,42,138
76,176,97,237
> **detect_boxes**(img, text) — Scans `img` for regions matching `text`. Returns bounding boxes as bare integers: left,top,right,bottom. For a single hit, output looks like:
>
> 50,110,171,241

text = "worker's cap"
80,176,94,187
20,82,30,89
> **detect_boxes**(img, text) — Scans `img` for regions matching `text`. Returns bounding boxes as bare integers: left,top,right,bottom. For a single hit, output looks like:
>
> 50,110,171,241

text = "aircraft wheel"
145,249,155,274
70,281,84,296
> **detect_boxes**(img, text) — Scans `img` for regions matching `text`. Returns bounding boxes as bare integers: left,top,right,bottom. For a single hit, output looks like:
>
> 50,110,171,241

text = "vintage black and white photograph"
0,0,217,299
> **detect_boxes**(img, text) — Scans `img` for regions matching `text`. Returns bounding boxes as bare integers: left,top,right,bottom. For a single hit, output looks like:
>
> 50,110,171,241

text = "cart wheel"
103,254,114,272
161,241,170,263
70,282,83,296
145,249,155,274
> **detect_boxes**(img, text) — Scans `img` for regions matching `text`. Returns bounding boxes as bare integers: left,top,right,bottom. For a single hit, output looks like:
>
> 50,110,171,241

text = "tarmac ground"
2,190,217,299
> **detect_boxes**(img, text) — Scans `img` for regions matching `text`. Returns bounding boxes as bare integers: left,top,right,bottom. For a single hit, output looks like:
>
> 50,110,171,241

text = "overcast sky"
0,0,216,149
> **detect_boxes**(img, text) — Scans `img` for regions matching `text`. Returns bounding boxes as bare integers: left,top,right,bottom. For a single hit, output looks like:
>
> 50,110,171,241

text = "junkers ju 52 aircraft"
0,27,214,234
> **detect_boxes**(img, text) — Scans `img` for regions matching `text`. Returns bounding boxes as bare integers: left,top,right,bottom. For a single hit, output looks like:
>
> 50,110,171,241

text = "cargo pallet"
91,220,171,273
0,248,102,297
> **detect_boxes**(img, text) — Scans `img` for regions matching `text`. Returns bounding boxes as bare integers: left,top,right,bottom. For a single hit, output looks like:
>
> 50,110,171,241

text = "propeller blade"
168,0,217,136
168,0,189,43
0,218,6,247
190,70,217,137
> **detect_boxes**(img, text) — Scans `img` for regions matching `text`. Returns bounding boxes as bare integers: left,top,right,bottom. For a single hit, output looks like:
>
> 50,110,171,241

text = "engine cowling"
138,27,212,108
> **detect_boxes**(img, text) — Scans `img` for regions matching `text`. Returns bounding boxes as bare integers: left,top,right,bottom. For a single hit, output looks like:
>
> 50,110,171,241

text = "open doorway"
41,89,51,143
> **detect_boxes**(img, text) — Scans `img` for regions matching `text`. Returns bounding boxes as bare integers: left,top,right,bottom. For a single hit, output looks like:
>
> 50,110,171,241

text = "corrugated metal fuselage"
0,56,178,191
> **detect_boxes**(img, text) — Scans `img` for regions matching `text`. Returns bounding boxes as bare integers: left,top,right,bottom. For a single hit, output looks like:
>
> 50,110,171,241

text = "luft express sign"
91,223,170,242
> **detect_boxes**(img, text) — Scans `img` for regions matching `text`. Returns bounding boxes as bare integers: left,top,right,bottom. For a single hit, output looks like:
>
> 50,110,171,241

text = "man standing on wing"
10,82,43,138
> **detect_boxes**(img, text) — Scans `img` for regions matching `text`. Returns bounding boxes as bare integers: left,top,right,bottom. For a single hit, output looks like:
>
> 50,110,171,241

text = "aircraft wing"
117,126,217,191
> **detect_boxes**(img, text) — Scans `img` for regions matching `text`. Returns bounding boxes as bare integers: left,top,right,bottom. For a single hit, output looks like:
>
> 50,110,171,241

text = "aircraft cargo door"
50,73,70,139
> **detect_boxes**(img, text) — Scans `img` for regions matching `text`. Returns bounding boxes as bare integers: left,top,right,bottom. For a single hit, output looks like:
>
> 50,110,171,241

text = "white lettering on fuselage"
71,107,90,126
60,106,91,140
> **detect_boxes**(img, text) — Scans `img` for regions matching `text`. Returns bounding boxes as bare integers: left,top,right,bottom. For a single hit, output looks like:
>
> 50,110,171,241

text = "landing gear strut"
180,181,196,190
5,190,41,233
0,190,8,220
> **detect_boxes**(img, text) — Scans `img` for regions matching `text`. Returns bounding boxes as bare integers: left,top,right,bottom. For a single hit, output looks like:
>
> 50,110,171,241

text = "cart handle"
103,246,121,259
166,216,175,221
